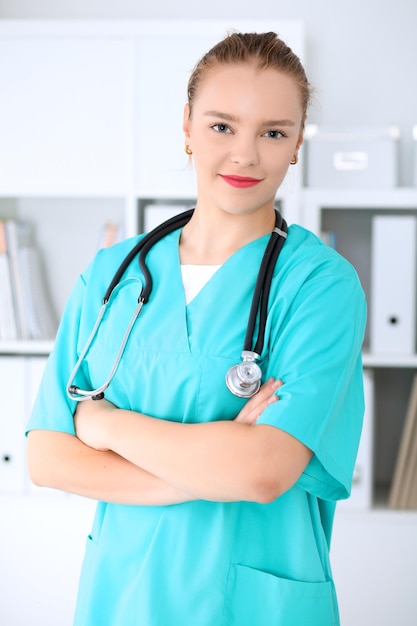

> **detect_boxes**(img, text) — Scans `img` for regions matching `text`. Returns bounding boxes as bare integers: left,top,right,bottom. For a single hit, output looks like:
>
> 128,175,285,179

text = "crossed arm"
27,379,312,506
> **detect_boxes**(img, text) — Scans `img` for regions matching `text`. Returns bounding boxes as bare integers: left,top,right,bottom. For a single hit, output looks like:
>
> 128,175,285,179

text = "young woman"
27,32,366,625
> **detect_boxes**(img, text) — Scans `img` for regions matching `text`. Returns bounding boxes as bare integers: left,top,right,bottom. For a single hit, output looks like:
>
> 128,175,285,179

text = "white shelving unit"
304,188,417,507
0,19,416,626
304,187,417,625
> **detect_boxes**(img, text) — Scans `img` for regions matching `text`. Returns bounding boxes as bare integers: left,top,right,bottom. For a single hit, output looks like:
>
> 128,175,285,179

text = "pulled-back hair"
187,31,311,120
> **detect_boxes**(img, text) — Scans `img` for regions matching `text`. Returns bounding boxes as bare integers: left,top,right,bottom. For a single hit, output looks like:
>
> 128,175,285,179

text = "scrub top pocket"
222,563,338,626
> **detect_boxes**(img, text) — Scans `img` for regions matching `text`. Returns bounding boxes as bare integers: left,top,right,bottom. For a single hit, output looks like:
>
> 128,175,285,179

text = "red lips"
220,175,262,188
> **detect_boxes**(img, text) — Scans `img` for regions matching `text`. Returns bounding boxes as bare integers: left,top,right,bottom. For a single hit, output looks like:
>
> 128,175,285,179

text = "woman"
27,32,366,625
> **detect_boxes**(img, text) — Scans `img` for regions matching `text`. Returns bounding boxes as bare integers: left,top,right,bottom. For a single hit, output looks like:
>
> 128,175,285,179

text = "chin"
221,201,276,217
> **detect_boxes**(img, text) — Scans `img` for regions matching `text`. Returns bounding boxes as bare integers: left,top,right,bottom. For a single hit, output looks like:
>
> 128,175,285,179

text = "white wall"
0,0,416,185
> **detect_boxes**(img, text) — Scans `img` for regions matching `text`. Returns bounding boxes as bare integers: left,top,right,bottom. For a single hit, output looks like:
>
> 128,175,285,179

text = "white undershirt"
180,264,222,304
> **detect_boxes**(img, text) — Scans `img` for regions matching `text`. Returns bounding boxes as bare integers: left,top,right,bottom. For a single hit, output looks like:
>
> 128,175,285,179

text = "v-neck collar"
180,264,223,305
142,228,272,353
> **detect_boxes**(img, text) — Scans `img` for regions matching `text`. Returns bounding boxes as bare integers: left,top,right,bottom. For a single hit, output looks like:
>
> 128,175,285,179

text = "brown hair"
187,31,312,120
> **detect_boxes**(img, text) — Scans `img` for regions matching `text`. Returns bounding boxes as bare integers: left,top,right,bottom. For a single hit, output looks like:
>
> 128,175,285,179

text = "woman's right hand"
234,378,282,425
74,397,117,451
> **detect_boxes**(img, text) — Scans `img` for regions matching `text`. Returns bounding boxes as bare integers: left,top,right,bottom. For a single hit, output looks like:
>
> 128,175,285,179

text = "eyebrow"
204,110,296,126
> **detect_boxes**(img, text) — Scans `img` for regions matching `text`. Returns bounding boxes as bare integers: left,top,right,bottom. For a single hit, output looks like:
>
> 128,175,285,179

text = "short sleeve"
257,257,367,502
26,274,89,435
26,234,148,436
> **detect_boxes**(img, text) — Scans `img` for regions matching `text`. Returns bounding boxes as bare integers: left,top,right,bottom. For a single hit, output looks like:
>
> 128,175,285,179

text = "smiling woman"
182,64,304,232
26,31,366,626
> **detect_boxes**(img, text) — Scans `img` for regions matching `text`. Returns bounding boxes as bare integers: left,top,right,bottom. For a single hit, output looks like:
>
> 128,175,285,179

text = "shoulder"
282,224,362,286
81,234,145,285
272,224,366,326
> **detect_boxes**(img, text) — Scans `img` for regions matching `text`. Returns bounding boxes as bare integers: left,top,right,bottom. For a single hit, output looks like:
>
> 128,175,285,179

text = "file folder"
370,215,417,354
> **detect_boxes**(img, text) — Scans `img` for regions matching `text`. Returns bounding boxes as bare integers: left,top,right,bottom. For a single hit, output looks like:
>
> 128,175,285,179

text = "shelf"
0,340,53,356
304,187,417,208
337,504,417,520
0,187,130,199
302,188,417,234
362,352,417,368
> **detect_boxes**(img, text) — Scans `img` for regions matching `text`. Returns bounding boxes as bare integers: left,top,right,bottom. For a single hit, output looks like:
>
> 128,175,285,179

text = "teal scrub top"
27,223,367,626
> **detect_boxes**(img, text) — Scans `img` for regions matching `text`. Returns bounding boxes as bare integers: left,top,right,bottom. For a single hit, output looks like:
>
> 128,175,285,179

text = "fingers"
256,378,282,403
235,378,282,425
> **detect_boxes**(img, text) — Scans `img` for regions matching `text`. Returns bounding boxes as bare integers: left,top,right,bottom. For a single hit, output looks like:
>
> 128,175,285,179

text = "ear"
296,115,307,150
183,103,191,140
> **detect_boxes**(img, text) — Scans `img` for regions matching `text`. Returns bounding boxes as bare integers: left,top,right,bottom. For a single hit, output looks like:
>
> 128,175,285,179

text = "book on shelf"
4,219,29,339
388,373,417,510
96,221,124,250
406,418,417,509
0,220,18,340
1,218,58,342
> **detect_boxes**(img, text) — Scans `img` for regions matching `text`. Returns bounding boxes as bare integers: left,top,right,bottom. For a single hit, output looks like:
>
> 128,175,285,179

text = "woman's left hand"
74,398,117,451
234,378,282,425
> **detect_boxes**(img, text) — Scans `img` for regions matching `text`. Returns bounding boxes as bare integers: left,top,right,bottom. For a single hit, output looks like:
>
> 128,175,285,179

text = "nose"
230,136,259,167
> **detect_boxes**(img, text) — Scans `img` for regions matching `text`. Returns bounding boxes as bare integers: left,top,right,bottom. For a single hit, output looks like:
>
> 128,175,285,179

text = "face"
183,63,305,218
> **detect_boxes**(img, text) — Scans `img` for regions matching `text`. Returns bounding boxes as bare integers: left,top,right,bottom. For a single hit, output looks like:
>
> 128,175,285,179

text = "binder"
339,368,374,509
4,220,58,340
4,220,30,339
370,215,417,354
0,220,18,340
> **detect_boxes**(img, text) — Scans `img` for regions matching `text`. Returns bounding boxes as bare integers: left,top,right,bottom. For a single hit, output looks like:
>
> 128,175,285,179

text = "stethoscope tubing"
103,209,194,304
67,209,195,402
66,208,287,402
244,218,287,355
67,300,145,401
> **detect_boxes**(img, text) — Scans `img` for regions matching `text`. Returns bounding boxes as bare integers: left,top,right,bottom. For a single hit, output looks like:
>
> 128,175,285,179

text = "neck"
179,206,276,265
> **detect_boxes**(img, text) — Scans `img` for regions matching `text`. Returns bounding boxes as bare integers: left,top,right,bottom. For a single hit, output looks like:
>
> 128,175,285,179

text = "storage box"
304,125,399,188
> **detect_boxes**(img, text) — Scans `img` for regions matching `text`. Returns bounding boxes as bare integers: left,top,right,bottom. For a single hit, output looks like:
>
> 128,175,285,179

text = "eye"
264,130,286,140
211,123,232,134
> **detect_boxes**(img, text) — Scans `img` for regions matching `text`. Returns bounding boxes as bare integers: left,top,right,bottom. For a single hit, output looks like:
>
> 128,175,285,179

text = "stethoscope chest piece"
225,351,262,398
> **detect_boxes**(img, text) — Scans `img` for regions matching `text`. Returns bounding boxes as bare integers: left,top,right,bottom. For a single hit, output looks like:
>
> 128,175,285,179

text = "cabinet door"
133,33,216,195
0,356,26,492
25,356,54,495
0,37,131,193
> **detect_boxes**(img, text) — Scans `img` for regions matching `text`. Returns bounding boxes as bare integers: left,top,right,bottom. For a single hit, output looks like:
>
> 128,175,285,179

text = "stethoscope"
66,208,287,402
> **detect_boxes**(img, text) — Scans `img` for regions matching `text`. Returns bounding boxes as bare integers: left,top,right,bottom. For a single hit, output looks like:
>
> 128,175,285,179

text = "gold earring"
290,154,298,165
185,145,193,156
